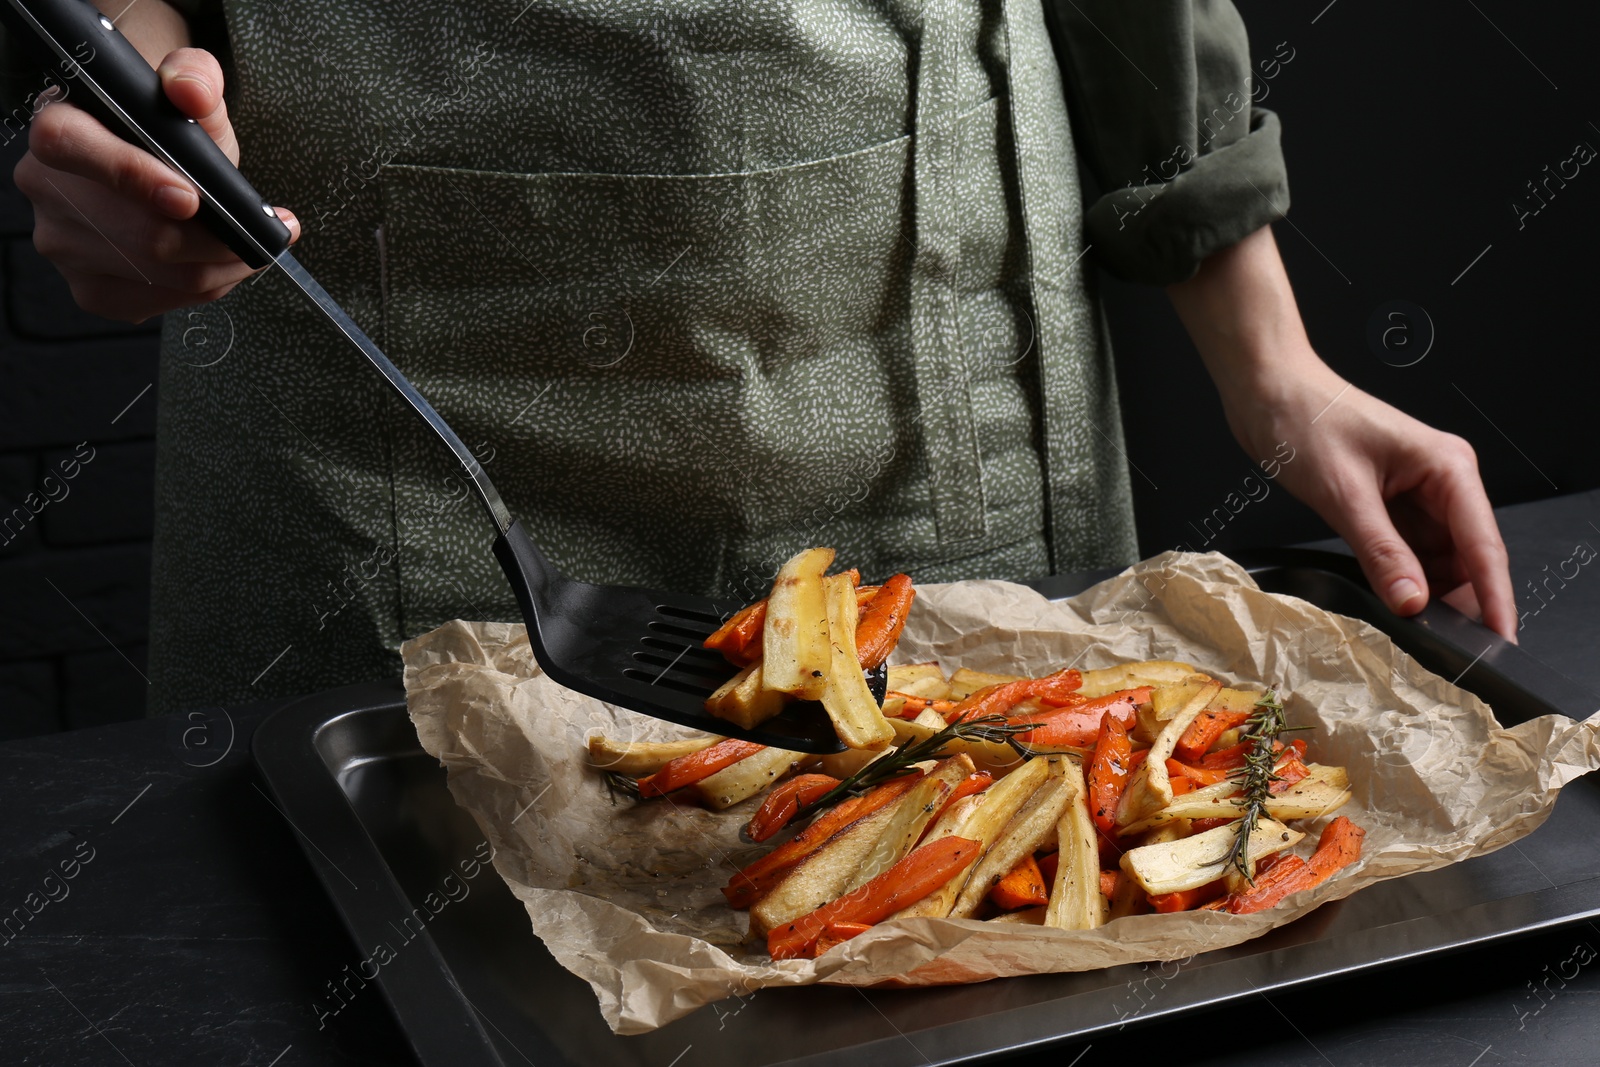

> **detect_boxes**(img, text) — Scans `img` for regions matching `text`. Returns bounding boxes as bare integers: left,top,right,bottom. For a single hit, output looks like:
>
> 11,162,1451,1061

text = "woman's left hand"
1168,225,1517,641
1228,362,1516,641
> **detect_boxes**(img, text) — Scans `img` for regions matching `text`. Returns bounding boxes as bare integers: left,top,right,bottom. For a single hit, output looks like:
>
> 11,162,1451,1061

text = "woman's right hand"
12,46,298,325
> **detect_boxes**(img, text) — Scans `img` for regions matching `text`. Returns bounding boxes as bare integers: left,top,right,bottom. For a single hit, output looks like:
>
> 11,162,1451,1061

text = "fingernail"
275,206,300,243
155,184,197,217
160,63,207,91
1387,577,1424,612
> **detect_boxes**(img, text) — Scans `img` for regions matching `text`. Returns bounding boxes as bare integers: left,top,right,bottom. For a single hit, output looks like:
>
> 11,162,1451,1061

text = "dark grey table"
3,489,1598,1067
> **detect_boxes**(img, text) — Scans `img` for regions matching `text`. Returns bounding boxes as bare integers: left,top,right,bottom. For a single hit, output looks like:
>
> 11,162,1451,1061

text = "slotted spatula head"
495,521,856,753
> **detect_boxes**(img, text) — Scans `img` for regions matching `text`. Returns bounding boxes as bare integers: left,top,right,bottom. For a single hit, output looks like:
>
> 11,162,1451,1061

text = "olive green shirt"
4,2,1288,713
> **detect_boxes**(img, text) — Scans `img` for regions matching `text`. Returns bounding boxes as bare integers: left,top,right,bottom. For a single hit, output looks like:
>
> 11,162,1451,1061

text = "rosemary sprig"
1221,689,1293,883
794,714,1038,822
602,770,641,804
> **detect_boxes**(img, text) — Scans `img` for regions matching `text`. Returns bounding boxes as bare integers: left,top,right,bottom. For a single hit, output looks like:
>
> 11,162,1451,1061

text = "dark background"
1,0,1596,740
1111,0,1599,553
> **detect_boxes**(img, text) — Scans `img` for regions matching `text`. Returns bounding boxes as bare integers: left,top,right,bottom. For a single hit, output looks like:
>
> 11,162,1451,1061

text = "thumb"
1339,485,1429,617
156,48,239,164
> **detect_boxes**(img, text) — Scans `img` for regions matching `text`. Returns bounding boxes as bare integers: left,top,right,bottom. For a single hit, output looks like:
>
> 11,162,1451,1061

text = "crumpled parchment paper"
402,551,1600,1034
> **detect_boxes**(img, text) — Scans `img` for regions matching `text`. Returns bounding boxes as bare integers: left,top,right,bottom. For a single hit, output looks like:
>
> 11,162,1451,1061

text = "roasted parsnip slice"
693,746,811,810
888,709,1031,773
1046,759,1106,930
838,755,977,895
1122,818,1304,896
890,756,1053,921
950,760,1074,920
820,573,895,749
585,734,722,777
888,663,951,700
1151,677,1221,721
705,662,787,730
1077,660,1198,698
749,756,969,935
1119,764,1350,835
1209,687,1264,714
947,667,1026,700
815,743,892,780
890,708,950,744
762,547,835,698
1115,680,1221,828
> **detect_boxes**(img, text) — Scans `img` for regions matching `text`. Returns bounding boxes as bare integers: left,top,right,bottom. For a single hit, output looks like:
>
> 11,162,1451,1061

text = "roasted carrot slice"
1169,746,1309,796
855,574,916,669
1216,816,1365,915
1148,877,1228,913
639,739,765,798
1197,740,1250,769
1038,851,1060,886
703,572,866,666
1210,856,1314,912
702,601,768,667
1269,757,1311,794
1099,869,1121,898
1198,734,1307,771
989,854,1049,910
929,772,993,828
1086,712,1133,835
1166,757,1232,788
722,773,926,909
1254,851,1291,877
1306,816,1365,873
891,693,959,719
811,920,875,956
767,836,981,959
1175,709,1253,763
947,669,1084,723
1013,689,1146,749
747,774,842,842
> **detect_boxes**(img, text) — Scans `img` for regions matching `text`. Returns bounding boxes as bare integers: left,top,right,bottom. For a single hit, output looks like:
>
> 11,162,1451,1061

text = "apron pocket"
378,97,1008,613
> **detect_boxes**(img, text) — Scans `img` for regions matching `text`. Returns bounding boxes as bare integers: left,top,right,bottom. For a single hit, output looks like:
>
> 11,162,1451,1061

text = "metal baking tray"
253,548,1600,1067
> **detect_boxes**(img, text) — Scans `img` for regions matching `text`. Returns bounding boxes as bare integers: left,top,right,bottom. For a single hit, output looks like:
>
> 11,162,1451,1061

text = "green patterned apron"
149,0,1137,712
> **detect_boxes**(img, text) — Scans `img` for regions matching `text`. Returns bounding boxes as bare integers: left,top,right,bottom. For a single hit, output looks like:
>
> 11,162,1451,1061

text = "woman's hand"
12,45,298,324
1230,361,1515,640
1168,226,1517,641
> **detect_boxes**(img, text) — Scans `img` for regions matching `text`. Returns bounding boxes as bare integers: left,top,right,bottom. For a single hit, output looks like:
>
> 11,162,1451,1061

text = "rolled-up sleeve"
1041,0,1292,284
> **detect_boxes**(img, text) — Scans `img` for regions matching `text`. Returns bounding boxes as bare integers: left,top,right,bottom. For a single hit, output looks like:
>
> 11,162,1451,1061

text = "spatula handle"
1,0,291,267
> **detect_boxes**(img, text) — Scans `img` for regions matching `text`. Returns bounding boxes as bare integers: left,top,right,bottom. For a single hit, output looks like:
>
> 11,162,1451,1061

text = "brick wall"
0,131,159,740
